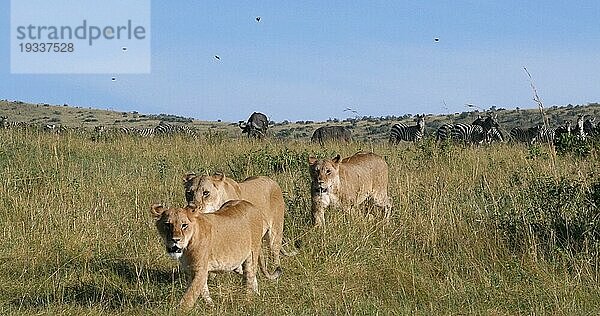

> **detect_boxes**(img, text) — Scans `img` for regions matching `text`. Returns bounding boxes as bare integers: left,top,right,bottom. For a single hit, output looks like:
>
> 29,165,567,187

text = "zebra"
554,120,572,142
536,126,555,144
44,124,68,134
450,115,500,145
575,115,586,140
436,123,453,142
135,127,155,137
472,115,503,143
154,121,195,136
450,124,486,144
2,120,29,129
583,117,597,136
486,127,504,143
114,126,154,137
389,115,425,144
510,126,541,144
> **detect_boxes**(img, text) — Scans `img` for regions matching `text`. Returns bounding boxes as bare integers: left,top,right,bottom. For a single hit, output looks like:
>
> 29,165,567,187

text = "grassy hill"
2,99,600,141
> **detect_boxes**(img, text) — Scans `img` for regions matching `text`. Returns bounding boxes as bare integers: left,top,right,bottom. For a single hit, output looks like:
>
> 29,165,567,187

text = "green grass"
1,129,600,315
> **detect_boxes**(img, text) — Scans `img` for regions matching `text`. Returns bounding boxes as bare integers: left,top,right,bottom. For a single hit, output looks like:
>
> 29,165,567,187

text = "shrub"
493,176,600,256
555,134,591,158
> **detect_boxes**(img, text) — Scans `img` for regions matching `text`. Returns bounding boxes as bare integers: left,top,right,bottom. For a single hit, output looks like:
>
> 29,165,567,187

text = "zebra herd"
509,115,597,145
0,116,197,138
389,114,503,145
4,113,600,144
0,116,74,134
389,114,600,145
94,121,196,138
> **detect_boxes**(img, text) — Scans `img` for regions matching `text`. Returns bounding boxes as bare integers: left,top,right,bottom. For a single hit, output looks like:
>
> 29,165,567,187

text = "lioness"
308,152,391,226
151,200,281,310
183,173,297,270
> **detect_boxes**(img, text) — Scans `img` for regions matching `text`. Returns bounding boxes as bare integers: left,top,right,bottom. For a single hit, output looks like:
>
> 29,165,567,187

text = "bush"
554,134,591,158
493,176,600,256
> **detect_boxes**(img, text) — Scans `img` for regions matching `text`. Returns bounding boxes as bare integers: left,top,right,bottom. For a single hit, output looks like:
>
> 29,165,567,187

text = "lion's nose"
171,237,181,243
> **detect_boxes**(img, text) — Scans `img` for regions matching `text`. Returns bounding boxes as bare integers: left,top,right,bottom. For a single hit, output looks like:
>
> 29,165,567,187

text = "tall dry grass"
1,129,599,315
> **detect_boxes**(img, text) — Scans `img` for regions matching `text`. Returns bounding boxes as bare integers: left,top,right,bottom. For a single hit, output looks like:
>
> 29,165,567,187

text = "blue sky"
2,1,599,122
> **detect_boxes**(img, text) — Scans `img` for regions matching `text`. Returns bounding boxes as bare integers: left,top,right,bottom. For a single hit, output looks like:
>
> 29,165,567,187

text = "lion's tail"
259,250,282,280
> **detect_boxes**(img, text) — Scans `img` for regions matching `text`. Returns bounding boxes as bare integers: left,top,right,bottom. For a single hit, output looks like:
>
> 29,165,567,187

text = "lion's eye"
182,223,189,230
326,169,331,175
203,190,210,197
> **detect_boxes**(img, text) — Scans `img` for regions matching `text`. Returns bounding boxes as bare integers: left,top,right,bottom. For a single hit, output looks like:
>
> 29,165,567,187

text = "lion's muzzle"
167,245,183,254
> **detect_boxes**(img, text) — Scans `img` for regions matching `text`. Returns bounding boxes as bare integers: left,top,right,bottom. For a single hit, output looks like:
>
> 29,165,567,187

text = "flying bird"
214,55,220,60
111,77,116,81
343,107,358,115
256,16,261,22
122,47,127,51
434,37,440,42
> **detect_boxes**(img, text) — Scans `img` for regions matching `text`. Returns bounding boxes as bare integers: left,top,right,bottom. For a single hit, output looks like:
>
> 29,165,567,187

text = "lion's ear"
332,154,341,164
150,204,165,219
213,172,224,181
185,203,197,212
184,172,196,183
185,203,203,217
308,157,317,165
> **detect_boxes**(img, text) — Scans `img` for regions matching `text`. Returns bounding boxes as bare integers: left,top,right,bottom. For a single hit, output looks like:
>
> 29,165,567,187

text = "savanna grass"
1,129,600,315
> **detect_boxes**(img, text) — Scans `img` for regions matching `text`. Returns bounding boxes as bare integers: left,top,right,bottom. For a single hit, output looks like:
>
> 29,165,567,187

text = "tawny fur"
183,173,297,271
308,152,392,227
151,200,280,310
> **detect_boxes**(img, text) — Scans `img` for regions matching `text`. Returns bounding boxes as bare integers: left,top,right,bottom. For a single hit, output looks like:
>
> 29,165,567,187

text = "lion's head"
183,173,227,213
308,154,341,195
151,204,198,260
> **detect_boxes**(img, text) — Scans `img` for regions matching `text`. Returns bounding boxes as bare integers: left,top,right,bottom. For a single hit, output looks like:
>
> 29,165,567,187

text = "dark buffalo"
239,112,269,139
311,126,352,144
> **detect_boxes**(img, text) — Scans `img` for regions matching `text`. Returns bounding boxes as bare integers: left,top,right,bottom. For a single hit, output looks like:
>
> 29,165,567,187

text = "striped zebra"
154,121,195,136
575,115,586,139
535,126,555,143
554,120,572,142
389,115,425,144
2,120,29,129
450,115,500,145
510,126,541,144
486,127,504,143
134,127,155,137
115,127,155,137
472,115,503,143
450,124,486,144
583,117,596,136
43,124,68,134
436,123,453,142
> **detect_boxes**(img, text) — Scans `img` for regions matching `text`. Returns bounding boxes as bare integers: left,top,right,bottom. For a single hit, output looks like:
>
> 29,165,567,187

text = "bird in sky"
122,47,127,51
256,16,261,22
111,77,116,81
214,55,220,60
434,37,440,42
343,107,359,115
